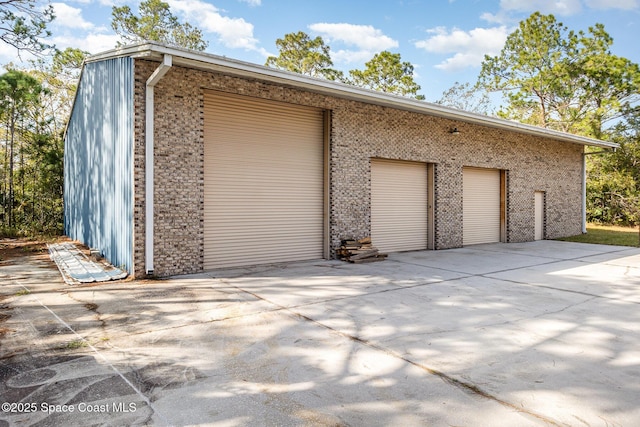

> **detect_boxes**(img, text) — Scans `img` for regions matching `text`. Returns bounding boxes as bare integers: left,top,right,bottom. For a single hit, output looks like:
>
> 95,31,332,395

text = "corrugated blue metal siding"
64,57,134,273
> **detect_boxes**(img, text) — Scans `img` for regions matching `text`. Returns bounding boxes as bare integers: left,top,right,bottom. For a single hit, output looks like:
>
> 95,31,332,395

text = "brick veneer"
133,59,583,277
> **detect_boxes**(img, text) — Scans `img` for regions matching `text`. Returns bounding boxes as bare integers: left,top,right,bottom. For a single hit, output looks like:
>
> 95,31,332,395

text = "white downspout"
145,54,172,275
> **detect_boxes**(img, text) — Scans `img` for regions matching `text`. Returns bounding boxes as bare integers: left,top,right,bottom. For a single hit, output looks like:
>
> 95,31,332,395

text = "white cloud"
96,0,129,6
433,52,484,72
307,23,398,65
499,0,583,15
238,0,261,5
585,0,639,9
481,0,638,31
51,3,94,30
166,0,260,51
52,33,121,54
201,13,258,50
415,26,509,71
308,23,398,51
331,49,377,64
0,41,32,65
480,11,511,24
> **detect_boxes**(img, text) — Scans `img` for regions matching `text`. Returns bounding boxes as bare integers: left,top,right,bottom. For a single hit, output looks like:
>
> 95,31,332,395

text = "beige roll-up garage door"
463,167,501,245
371,159,428,253
203,91,324,269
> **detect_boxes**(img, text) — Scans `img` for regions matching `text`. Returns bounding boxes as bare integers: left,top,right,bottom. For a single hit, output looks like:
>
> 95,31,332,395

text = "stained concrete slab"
1,240,639,426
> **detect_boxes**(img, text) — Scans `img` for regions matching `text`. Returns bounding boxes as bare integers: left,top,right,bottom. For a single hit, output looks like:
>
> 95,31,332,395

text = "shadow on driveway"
1,240,639,426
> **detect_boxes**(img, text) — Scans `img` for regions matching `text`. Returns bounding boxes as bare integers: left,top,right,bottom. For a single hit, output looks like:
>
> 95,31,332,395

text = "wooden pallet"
337,236,387,263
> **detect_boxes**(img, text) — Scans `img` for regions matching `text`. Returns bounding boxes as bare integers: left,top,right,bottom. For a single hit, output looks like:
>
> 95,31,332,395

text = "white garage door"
463,167,501,245
371,159,428,253
203,91,324,269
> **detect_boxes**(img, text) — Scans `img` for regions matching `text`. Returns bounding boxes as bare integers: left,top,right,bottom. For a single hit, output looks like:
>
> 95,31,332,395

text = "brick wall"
133,59,583,277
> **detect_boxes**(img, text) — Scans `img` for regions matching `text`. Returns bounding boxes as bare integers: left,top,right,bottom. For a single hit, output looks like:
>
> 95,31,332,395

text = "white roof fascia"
85,42,618,150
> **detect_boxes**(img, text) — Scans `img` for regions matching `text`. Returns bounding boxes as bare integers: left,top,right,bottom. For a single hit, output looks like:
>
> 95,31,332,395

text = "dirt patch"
0,310,11,338
1,237,131,281
0,237,63,263
84,303,99,312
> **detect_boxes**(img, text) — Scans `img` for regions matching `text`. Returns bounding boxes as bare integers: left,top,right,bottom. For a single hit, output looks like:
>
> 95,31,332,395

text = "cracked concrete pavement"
1,240,639,426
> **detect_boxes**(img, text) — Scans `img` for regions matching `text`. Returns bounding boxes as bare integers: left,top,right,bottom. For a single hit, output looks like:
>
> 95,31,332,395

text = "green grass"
558,224,640,247
65,339,88,350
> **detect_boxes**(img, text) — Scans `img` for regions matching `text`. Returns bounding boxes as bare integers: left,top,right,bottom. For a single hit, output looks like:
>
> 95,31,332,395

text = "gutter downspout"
582,148,616,234
145,54,172,275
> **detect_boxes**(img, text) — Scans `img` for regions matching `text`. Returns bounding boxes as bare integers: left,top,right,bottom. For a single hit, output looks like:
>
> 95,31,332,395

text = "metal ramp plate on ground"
48,242,128,285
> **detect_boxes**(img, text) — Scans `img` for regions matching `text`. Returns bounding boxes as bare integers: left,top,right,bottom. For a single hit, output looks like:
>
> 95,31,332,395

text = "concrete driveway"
1,240,639,426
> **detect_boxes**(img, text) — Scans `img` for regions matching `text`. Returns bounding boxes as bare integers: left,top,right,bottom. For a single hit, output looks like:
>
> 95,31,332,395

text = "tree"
265,31,343,80
348,51,424,99
587,111,640,225
0,70,44,230
0,0,54,55
30,48,88,134
569,24,640,138
478,12,640,138
478,12,640,227
478,12,575,129
23,48,87,235
0,52,78,236
111,0,208,51
436,81,493,115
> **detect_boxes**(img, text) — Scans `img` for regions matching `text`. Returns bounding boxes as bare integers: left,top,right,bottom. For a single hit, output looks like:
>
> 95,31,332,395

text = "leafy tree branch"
0,0,54,55
111,0,208,51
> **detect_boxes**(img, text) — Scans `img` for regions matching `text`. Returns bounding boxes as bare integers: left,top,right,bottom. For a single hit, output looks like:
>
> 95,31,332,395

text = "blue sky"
5,0,640,101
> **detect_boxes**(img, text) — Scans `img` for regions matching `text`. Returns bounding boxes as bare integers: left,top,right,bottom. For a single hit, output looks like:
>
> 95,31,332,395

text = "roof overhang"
86,41,618,150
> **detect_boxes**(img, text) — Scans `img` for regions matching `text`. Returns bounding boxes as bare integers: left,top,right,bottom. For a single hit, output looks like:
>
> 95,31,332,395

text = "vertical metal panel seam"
64,57,134,273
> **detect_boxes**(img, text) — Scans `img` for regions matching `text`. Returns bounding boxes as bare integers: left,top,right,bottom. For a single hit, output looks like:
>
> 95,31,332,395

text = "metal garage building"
64,42,617,277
